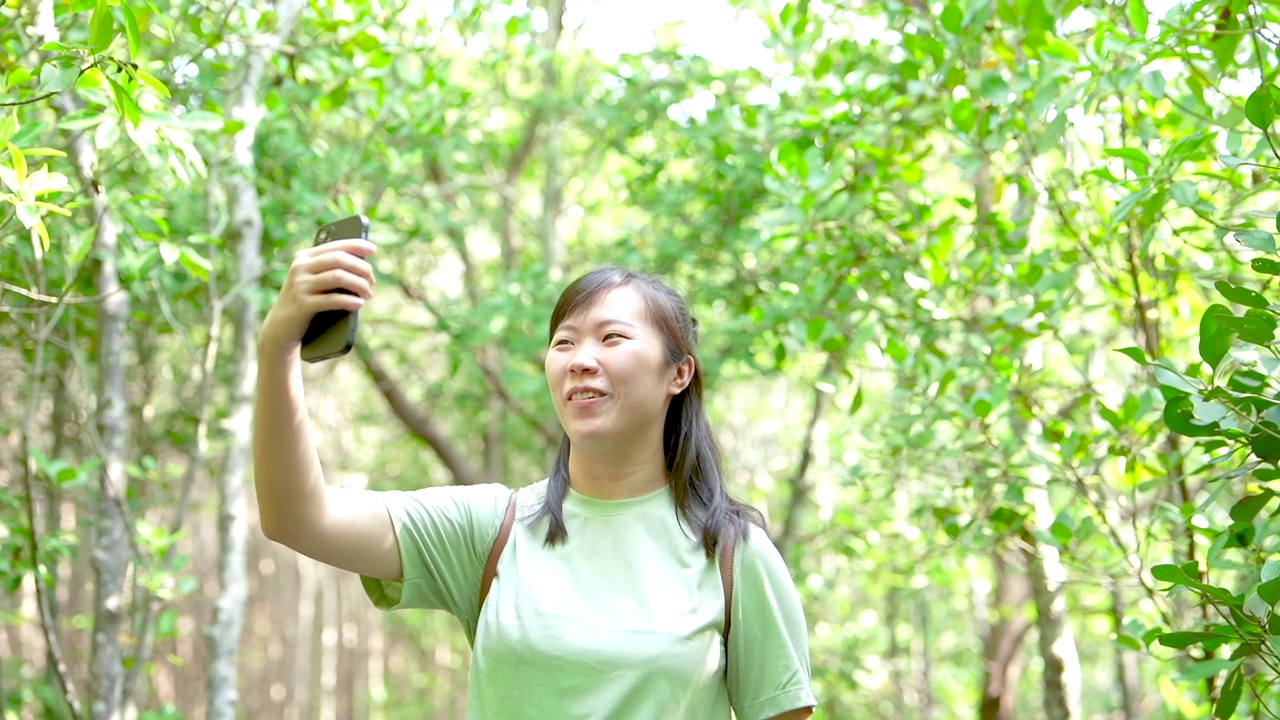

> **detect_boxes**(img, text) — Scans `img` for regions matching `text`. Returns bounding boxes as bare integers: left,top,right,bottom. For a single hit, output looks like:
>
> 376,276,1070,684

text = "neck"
567,441,667,500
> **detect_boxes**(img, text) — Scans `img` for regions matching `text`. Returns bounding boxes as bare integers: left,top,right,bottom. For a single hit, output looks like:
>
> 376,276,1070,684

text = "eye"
603,332,626,341
552,338,573,347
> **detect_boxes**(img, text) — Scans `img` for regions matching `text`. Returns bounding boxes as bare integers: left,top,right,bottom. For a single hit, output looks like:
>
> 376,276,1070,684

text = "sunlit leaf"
1246,86,1276,130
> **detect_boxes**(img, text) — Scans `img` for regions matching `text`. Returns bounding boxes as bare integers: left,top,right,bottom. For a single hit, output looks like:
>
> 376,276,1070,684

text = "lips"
566,386,608,402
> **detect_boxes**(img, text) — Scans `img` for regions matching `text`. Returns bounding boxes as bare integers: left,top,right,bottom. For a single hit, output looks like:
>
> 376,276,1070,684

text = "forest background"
6,0,1280,718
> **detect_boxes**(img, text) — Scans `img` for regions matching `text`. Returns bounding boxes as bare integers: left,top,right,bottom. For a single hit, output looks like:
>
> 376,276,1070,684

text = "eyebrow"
554,319,641,334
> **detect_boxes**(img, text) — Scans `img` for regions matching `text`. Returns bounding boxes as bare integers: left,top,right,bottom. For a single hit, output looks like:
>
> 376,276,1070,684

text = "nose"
567,345,599,374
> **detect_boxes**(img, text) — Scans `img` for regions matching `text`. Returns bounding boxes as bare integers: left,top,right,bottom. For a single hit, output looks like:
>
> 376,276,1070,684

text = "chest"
473,517,727,694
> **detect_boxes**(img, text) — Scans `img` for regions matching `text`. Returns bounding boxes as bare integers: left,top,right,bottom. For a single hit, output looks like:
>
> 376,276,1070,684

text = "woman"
253,236,817,719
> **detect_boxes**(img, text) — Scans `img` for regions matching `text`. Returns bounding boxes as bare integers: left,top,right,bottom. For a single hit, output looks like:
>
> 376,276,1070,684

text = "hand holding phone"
300,214,370,363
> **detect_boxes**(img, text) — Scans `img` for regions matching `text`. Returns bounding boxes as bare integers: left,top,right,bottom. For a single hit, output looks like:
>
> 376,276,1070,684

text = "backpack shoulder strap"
478,490,519,615
720,522,737,645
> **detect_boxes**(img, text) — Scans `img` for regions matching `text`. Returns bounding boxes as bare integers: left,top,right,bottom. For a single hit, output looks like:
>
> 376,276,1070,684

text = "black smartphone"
300,214,369,363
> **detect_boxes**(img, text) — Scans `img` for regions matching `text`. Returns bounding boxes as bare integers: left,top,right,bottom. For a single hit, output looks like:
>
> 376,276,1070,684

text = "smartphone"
300,214,369,363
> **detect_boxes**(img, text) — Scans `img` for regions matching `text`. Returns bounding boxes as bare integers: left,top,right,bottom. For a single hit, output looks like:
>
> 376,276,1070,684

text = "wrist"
258,333,301,365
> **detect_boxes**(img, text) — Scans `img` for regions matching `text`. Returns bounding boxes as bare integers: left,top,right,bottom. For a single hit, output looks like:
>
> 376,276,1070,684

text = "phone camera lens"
318,228,331,242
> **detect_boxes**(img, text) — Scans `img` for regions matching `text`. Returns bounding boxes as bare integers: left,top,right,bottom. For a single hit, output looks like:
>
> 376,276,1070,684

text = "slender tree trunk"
1021,481,1082,720
78,119,131,720
294,556,318,720
777,372,832,559
887,587,905,713
49,69,133,718
540,0,566,281
1111,583,1141,720
979,551,1032,720
318,573,338,720
915,592,934,719
204,4,305,719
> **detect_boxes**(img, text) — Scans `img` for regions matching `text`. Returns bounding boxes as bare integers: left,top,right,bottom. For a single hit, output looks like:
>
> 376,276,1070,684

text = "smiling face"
545,285,691,451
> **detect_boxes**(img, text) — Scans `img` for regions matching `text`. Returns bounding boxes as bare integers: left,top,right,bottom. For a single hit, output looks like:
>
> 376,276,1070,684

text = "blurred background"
5,0,1280,718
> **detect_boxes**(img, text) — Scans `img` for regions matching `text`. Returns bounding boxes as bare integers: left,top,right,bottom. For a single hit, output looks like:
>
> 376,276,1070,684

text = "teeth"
570,391,602,401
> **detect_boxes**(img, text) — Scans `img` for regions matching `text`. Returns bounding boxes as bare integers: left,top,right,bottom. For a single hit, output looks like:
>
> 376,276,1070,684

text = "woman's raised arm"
253,237,402,580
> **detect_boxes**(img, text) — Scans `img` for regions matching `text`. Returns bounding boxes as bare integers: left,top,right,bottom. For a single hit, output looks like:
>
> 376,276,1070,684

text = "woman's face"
545,285,690,450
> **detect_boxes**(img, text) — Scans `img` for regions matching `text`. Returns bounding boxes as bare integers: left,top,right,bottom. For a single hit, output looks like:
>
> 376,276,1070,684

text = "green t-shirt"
361,479,816,720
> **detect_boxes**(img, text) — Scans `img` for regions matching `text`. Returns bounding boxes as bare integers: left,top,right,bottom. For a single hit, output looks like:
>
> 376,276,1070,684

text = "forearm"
252,342,329,545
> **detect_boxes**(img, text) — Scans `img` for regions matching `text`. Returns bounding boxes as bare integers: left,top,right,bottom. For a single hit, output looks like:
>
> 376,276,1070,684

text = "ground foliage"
5,0,1280,717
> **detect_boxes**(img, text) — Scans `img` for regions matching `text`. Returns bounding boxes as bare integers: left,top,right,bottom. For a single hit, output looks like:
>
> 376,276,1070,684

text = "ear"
667,355,695,396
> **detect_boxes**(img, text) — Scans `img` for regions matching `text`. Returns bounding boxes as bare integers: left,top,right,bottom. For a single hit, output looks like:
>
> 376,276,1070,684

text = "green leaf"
1115,633,1142,651
135,70,170,99
1229,491,1274,523
1235,229,1277,253
807,317,826,343
0,112,16,145
89,0,117,52
1217,314,1275,345
1216,280,1270,309
1164,396,1221,438
1127,0,1148,35
1250,421,1280,464
1252,258,1280,275
1158,631,1225,649
1215,665,1243,719
179,246,212,282
1263,559,1280,583
1257,576,1280,606
1170,181,1200,207
1199,305,1236,370
951,98,976,133
122,3,142,59
1049,520,1073,546
1152,563,1194,585
1246,85,1277,130
940,3,963,33
107,78,141,126
1220,154,1247,169
1115,346,1150,365
1105,147,1151,166
1182,658,1240,681
38,62,80,94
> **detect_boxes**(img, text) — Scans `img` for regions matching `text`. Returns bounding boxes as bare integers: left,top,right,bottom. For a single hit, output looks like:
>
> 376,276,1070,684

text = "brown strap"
720,523,737,644
478,491,519,615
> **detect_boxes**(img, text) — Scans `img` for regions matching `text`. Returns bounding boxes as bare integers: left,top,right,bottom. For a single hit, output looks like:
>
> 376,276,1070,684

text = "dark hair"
530,266,765,557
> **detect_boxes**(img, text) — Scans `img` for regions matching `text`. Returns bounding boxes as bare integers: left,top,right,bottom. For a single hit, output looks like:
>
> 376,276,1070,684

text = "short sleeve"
726,525,817,720
359,483,511,642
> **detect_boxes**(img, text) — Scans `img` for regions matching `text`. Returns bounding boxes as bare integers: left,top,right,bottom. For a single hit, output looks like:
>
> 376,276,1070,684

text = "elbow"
259,515,285,545
258,511,297,548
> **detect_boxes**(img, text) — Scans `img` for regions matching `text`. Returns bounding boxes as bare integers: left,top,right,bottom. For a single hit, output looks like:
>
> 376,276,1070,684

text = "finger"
305,290,366,314
296,250,376,284
303,268,375,299
296,238,378,261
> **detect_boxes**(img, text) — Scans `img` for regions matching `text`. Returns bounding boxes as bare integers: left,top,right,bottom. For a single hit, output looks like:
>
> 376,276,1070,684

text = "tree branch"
356,342,487,486
395,275,559,444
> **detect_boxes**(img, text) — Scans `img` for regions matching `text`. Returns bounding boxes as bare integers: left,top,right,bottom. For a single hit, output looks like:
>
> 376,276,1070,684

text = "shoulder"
388,482,526,535
734,524,794,581
396,482,514,510
730,524,807,609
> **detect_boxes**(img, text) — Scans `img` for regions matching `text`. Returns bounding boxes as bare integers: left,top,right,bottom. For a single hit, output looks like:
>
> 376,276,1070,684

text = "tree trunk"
1021,481,1082,720
204,4,305,719
1111,583,1141,720
979,550,1032,720
915,592,934,719
78,116,132,720
294,556,318,720
887,587,905,713
540,0,566,281
776,372,831,559
49,74,133,720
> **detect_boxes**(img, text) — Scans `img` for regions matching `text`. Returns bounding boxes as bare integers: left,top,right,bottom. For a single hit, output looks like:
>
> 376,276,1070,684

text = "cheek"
544,357,564,385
